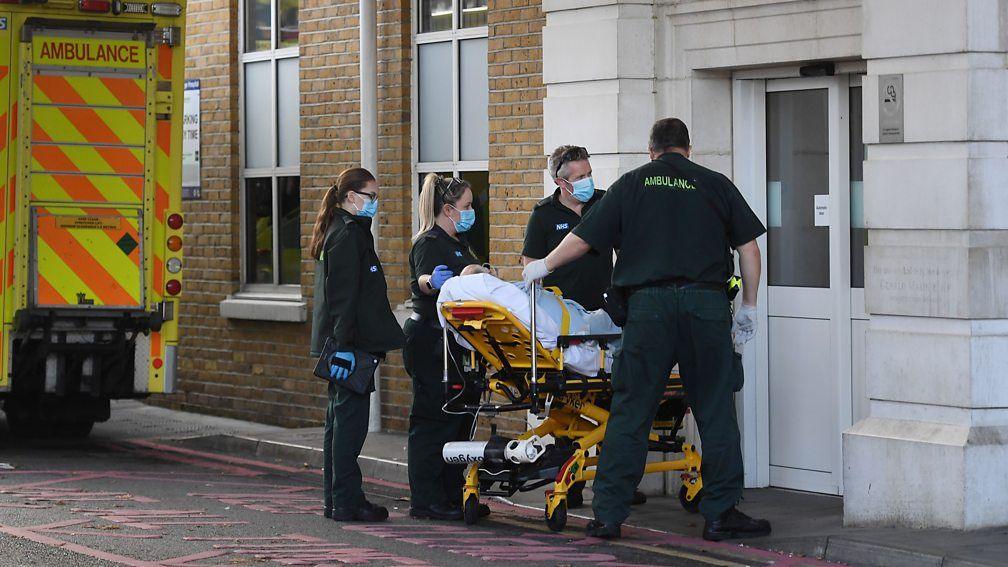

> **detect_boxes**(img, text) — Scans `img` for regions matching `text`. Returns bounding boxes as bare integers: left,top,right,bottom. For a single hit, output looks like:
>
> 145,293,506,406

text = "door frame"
732,75,853,495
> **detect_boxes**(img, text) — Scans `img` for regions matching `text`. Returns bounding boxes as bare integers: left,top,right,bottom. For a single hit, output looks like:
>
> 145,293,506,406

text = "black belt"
639,278,724,292
409,312,443,330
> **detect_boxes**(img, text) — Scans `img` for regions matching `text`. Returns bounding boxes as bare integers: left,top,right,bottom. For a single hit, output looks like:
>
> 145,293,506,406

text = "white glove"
522,259,552,283
732,304,758,351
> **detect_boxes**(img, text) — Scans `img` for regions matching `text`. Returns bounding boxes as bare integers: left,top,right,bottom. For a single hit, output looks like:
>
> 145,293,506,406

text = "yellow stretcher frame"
440,283,704,531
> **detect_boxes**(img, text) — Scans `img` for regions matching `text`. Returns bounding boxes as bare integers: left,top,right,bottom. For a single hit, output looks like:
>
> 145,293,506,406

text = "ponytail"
309,167,376,259
412,173,471,242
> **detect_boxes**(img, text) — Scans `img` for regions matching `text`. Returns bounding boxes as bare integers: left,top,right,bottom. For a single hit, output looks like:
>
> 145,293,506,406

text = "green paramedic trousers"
591,286,744,524
323,380,370,511
403,318,476,509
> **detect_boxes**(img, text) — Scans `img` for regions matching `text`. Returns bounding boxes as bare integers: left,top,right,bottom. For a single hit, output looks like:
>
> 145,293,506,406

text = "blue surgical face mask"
353,194,378,218
451,205,476,233
567,176,595,203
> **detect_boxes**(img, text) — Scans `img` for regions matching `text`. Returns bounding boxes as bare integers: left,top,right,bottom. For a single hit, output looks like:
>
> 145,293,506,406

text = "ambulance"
0,0,186,436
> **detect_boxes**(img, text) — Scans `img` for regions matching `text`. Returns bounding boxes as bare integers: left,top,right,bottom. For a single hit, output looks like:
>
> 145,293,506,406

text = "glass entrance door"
760,76,861,495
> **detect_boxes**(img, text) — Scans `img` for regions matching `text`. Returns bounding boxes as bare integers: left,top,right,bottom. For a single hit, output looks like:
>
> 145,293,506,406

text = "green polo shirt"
573,153,765,288
522,188,612,310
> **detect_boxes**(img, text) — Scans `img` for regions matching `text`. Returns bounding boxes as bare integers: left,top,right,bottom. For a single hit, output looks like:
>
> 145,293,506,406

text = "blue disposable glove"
430,264,454,290
329,351,355,381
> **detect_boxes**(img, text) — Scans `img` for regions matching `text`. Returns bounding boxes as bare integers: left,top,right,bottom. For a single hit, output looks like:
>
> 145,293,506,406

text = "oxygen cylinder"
442,436,509,465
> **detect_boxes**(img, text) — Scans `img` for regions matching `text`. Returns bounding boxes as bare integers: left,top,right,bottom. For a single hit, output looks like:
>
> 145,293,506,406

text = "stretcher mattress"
437,274,620,376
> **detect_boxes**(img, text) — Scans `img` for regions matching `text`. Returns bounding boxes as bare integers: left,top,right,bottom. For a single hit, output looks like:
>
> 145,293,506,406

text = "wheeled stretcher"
438,282,704,531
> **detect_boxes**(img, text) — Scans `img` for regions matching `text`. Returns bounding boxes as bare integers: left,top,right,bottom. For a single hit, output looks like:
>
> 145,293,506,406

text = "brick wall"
156,0,415,429
485,0,546,433
166,0,546,434
487,0,545,279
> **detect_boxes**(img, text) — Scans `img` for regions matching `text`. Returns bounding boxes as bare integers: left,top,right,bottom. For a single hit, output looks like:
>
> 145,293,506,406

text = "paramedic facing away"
522,145,612,311
523,118,768,542
309,167,404,522
404,174,492,522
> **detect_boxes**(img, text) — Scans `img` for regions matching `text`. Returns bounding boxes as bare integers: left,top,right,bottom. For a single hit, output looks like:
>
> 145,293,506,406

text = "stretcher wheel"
678,485,703,514
463,495,480,525
546,499,567,532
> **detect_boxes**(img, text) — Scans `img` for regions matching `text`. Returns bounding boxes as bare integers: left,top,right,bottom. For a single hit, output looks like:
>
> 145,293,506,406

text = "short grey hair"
548,145,590,181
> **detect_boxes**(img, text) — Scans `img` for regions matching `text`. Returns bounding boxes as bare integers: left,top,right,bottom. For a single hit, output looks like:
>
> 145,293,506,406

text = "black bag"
602,286,629,327
313,337,380,395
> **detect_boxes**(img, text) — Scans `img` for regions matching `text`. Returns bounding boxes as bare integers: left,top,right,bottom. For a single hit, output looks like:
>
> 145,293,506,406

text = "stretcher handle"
529,279,539,414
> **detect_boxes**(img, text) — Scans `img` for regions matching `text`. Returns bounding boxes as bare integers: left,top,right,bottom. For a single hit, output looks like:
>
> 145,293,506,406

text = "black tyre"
545,499,567,532
61,420,94,438
463,495,480,525
678,485,703,514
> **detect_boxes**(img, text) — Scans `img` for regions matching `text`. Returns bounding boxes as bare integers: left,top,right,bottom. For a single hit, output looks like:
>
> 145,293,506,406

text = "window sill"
219,293,307,323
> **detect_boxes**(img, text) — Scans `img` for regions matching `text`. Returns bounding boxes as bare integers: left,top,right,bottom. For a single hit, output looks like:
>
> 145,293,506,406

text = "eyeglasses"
353,190,378,203
553,146,589,178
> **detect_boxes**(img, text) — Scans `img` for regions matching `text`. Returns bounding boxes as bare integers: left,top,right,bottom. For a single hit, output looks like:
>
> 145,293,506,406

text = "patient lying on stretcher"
436,265,621,376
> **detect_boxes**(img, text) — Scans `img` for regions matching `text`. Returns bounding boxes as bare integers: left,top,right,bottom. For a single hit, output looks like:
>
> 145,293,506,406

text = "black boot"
331,501,389,522
702,507,771,541
585,519,621,539
630,490,647,505
409,502,463,521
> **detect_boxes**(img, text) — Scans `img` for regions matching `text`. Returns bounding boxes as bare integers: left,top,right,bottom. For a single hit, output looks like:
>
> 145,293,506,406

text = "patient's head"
461,264,490,276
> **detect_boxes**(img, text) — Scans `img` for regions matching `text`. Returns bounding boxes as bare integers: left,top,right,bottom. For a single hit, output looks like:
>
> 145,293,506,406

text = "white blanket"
437,274,620,376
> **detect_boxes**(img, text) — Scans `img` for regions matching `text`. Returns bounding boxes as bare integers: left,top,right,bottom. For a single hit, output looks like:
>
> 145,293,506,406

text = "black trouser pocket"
732,351,744,392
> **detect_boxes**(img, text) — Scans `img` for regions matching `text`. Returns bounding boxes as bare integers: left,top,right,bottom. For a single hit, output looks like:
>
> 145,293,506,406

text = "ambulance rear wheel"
546,500,567,532
463,495,480,525
678,485,703,514
60,420,94,438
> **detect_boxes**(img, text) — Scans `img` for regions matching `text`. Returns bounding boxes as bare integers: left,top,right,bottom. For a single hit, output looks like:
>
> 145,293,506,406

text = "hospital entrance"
733,74,868,495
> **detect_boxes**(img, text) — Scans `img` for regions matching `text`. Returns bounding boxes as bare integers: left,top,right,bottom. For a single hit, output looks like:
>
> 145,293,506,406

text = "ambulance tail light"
79,0,111,12
151,2,182,16
167,213,183,230
166,235,182,252
165,279,181,296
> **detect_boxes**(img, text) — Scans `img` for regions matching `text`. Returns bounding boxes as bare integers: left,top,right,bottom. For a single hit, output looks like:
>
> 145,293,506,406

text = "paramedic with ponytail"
309,167,404,522
405,173,490,521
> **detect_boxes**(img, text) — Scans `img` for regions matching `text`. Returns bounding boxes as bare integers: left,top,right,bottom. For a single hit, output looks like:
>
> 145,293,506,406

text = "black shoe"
323,507,332,519
331,502,389,522
409,503,463,521
585,519,621,539
630,490,647,506
476,503,491,518
702,507,771,541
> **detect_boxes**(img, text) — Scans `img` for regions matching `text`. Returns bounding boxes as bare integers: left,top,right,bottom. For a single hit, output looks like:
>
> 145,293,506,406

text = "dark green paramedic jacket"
310,208,404,357
573,152,766,288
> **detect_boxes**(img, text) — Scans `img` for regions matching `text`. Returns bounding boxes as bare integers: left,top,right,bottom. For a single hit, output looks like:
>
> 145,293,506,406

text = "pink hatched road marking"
28,519,163,540
174,534,430,566
9,486,158,504
188,487,322,515
0,471,108,491
124,438,413,490
0,502,48,509
0,522,162,567
74,508,248,530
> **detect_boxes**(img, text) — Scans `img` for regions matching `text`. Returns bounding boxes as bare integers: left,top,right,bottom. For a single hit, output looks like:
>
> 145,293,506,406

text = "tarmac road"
0,413,833,567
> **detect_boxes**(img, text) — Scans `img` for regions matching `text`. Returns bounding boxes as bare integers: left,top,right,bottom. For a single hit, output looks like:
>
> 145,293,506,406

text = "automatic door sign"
879,74,904,143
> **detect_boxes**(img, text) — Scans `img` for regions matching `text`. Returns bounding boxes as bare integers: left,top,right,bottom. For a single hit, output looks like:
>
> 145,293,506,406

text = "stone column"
541,0,656,190
843,0,1008,529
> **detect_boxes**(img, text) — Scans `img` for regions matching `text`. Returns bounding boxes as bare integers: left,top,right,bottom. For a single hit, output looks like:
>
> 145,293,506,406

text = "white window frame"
238,0,300,295
411,1,489,236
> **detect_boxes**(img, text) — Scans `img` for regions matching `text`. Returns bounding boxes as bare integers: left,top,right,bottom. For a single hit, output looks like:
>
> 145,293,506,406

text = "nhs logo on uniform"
556,223,569,231
454,251,463,257
369,265,378,273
